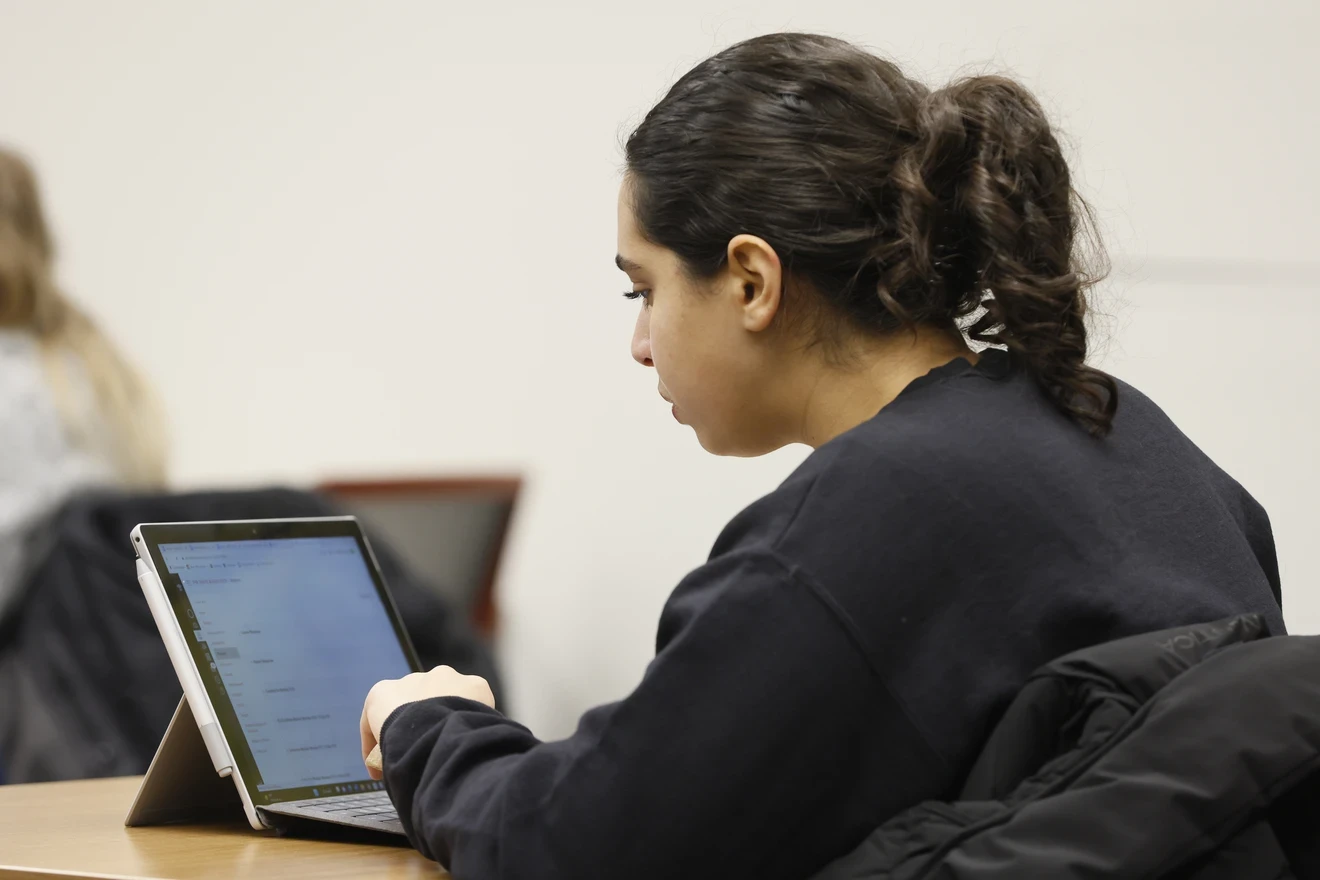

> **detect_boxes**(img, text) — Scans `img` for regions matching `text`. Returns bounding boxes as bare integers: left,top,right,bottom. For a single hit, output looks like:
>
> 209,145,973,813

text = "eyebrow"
615,254,644,273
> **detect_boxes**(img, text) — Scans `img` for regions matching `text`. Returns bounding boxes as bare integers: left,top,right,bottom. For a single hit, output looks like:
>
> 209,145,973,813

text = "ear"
725,234,782,333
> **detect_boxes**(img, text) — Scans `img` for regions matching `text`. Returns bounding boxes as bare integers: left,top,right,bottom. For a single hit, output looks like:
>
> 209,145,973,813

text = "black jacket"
812,615,1320,879
0,487,498,784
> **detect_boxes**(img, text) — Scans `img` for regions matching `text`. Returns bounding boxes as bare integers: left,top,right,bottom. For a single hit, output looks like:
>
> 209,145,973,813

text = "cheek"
648,307,701,395
646,309,678,374
650,308,726,405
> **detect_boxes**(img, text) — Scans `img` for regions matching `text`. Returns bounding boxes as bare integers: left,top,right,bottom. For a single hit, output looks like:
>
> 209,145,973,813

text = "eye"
622,289,652,306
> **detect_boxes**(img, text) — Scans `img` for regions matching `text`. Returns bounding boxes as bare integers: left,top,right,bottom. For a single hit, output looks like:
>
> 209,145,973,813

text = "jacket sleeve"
380,549,946,880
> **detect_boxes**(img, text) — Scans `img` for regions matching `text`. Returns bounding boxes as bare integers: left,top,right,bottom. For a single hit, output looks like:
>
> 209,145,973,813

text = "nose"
631,305,653,367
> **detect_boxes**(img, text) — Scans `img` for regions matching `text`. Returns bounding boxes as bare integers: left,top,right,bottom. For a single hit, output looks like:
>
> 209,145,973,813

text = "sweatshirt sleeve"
379,549,946,880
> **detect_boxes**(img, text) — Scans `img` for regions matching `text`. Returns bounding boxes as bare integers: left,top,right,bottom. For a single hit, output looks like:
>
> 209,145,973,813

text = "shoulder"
709,355,1266,571
1106,374,1266,511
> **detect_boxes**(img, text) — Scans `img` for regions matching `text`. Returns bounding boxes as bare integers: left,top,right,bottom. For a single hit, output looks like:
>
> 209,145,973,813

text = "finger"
360,698,377,762
468,674,496,708
365,744,384,781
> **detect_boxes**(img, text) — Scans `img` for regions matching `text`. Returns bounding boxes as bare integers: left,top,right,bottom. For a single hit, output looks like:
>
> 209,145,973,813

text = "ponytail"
896,76,1117,435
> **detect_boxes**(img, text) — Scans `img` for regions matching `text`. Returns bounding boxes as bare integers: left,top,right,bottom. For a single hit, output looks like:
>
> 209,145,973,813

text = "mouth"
659,390,680,423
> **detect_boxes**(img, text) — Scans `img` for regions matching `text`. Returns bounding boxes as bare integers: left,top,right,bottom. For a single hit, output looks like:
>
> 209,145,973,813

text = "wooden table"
0,777,448,879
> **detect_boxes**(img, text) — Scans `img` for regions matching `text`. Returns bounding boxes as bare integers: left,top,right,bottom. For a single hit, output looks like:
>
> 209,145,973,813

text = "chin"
693,428,786,459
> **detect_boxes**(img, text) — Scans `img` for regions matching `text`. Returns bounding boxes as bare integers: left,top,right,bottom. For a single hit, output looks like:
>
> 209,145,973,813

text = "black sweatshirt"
380,350,1285,879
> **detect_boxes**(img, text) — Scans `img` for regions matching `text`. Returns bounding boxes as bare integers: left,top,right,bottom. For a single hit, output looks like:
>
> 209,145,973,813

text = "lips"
659,391,680,422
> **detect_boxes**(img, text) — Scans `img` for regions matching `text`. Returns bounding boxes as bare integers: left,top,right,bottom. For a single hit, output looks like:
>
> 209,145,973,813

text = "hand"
360,666,496,780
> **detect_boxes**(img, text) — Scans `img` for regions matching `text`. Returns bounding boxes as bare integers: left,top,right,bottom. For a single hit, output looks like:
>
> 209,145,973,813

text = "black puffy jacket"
813,615,1320,879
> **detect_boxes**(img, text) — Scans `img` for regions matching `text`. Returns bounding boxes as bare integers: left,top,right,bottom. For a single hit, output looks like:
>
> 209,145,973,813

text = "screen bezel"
136,517,423,806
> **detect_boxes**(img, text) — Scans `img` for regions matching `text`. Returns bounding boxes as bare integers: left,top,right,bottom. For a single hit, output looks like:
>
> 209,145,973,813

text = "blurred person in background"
0,147,166,618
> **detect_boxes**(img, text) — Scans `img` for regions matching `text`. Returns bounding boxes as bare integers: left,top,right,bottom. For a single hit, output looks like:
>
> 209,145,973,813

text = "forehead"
616,178,689,280
616,181,641,244
616,181,660,272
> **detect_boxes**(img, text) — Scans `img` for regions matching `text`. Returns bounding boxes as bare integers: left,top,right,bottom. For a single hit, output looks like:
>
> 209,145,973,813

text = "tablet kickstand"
125,696,245,827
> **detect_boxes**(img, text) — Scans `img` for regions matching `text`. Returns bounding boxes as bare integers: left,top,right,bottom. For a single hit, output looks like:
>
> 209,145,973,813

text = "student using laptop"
359,33,1285,879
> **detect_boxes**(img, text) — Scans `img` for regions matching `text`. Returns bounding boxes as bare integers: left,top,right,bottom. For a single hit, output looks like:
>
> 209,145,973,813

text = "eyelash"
623,289,652,304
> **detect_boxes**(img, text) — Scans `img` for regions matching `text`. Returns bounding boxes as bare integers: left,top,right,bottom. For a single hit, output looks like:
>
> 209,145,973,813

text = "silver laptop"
128,516,419,836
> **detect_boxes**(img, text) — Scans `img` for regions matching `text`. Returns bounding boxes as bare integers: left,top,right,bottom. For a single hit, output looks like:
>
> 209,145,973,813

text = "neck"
791,325,977,449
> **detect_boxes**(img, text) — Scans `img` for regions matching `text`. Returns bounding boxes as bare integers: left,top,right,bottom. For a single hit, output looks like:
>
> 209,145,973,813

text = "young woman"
0,147,166,616
359,33,1284,879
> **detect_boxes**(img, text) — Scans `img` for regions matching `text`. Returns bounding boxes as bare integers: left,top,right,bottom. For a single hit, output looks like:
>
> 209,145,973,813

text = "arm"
367,551,945,880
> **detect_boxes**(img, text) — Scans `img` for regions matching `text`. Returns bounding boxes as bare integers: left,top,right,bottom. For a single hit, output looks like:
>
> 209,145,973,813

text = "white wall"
1,0,1315,739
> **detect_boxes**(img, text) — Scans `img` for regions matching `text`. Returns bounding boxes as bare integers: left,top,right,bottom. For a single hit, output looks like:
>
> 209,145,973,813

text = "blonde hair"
0,147,167,487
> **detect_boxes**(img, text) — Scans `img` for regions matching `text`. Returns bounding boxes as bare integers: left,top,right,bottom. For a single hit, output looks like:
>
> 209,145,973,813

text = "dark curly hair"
624,33,1117,436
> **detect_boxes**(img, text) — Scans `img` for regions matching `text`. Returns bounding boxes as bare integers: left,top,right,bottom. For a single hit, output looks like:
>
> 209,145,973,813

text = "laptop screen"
142,521,417,805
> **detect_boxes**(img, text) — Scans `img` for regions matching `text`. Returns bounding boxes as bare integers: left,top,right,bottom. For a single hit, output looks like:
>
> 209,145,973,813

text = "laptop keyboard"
307,791,398,820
